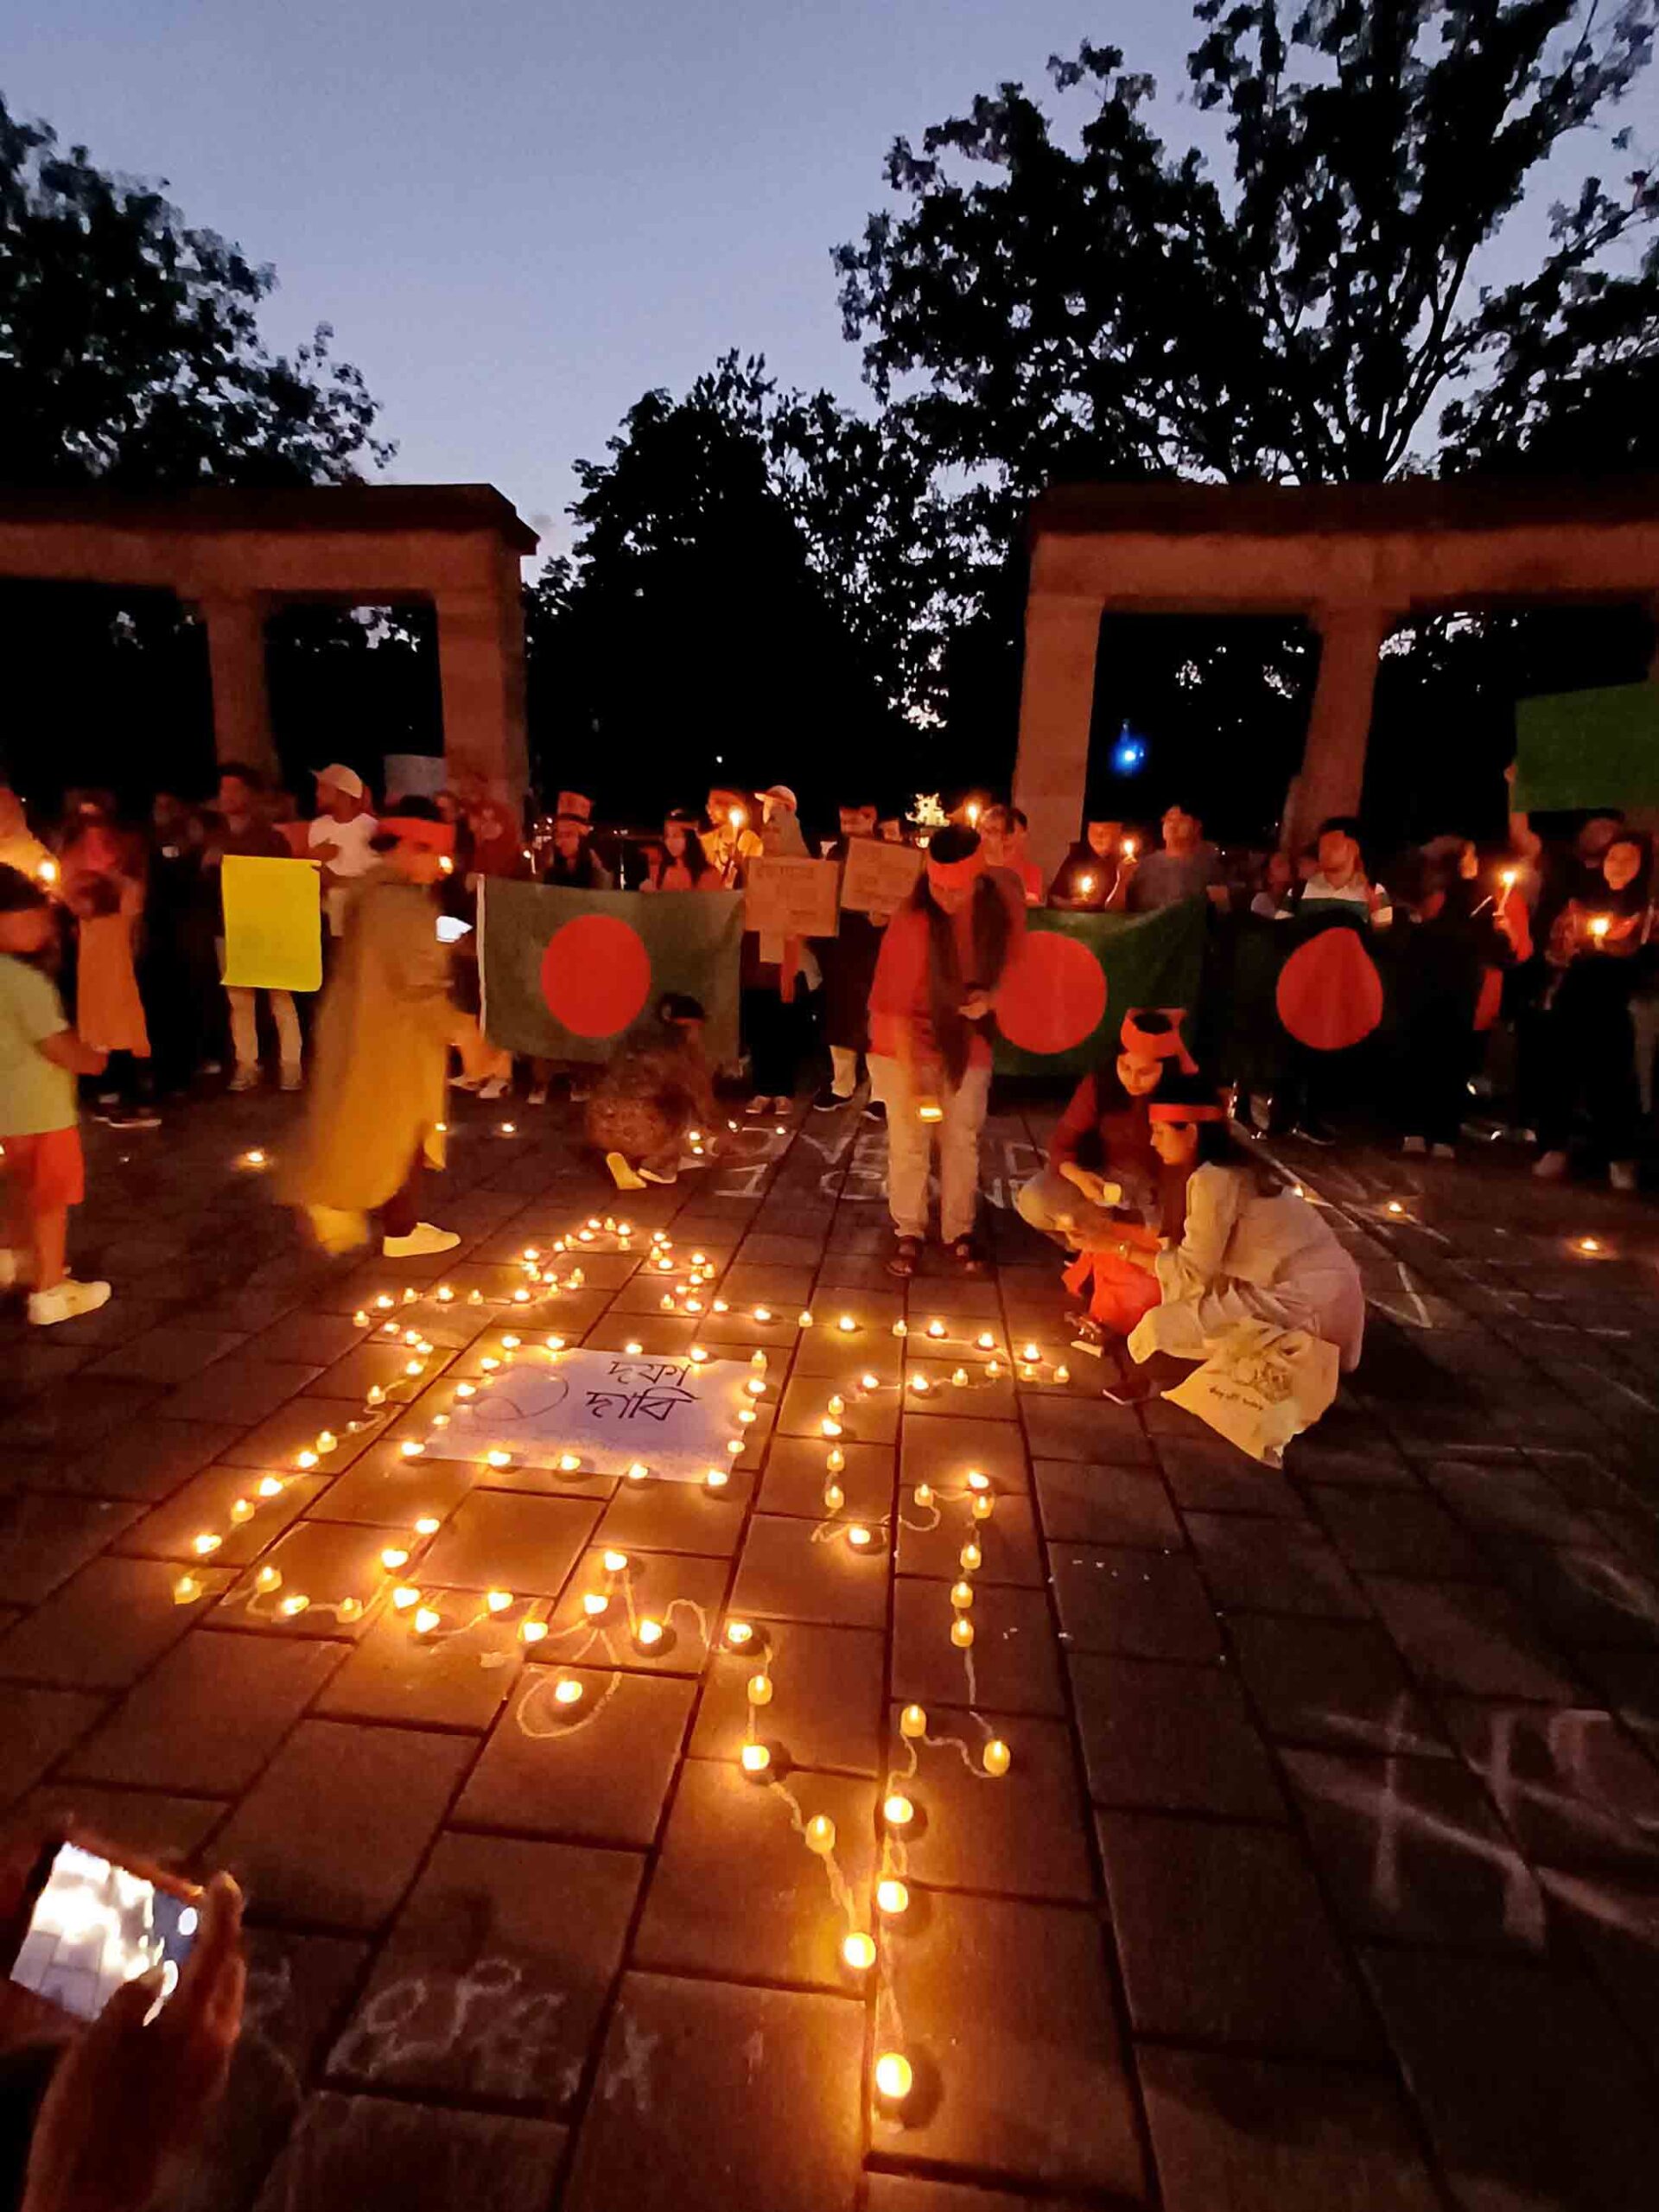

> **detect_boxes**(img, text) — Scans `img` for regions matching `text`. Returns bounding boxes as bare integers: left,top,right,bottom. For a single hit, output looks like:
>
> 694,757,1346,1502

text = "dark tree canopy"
0,94,389,487
836,0,1659,515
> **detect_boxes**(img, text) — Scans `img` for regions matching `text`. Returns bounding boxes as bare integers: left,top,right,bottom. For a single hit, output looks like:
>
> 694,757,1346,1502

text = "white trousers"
868,1054,990,1242
228,987,302,1075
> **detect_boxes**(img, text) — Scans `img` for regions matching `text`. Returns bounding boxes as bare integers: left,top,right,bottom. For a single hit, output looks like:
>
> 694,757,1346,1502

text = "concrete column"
436,551,529,811
199,593,276,778
1287,604,1394,849
1011,592,1103,887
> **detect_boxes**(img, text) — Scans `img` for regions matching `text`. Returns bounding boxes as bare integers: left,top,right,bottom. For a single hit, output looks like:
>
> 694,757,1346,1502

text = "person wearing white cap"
308,766,378,938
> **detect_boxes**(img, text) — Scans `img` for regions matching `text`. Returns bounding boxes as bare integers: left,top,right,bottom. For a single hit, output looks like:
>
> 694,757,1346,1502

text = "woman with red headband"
281,800,484,1257
1016,1010,1192,1336
868,823,1024,1274
1114,1071,1364,1382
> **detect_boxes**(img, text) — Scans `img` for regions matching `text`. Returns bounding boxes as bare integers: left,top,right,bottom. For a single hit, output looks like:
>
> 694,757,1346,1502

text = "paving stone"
563,1973,864,2212
456,1665,693,1846
759,1435,896,1521
213,1517,416,1640
1363,1946,1659,2212
1485,1537,1659,1651
864,2179,1089,2212
65,1628,346,1796
1307,1484,1491,1577
1365,1575,1582,1700
313,1595,533,1731
302,1444,481,1526
1070,1654,1285,1818
904,1359,1018,1419
254,2094,566,2212
886,1707,1094,1901
1230,1614,1449,1756
1443,1700,1659,1871
779,1370,899,1446
731,1510,890,1630
0,1556,233,1688
540,1546,728,1669
637,1760,878,1987
791,1325,903,1381
896,1486,1041,1586
1137,2046,1441,2212
1158,1446,1305,1516
86,1325,248,1385
1047,1545,1223,1661
690,1620,885,1774
161,1357,326,1428
879,1889,1144,2198
328,1830,641,2106
244,1308,374,1366
892,1579,1065,1717
212,1719,474,1930
594,1468,754,1554
1032,1459,1181,1547
218,1395,384,1473
0,1493,143,1605
1019,1393,1154,1465
1098,1812,1376,2056
51,1416,246,1503
899,1413,1033,1496
1284,1746,1548,1951
115,1465,328,1567
1421,1457,1603,1541
10,1376,162,1453
1282,1433,1418,1488
0,1684,107,1804
21,1783,226,1866
417,1490,602,1597
1185,1511,1369,1618
1537,1868,1659,2069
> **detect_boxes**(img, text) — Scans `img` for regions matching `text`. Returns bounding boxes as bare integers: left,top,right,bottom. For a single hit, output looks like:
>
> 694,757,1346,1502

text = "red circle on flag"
540,913,652,1038
998,932,1108,1056
1276,929,1384,1052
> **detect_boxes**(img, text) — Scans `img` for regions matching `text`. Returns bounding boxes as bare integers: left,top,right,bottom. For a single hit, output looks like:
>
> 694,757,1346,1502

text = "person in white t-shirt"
1280,817,1393,929
308,766,379,937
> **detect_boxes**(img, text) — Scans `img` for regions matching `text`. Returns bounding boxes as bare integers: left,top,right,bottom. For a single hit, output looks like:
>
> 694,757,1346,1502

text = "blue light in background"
1111,724,1147,776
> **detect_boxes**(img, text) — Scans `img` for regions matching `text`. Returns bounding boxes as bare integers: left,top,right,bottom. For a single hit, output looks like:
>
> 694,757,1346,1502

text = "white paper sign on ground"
450,1349,755,1482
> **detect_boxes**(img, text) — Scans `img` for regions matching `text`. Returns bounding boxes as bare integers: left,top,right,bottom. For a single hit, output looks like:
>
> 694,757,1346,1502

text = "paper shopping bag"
1164,1320,1339,1467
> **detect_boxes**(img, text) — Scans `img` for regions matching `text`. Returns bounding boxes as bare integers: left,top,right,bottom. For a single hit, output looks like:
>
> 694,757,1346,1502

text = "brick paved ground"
3,1084,1659,2212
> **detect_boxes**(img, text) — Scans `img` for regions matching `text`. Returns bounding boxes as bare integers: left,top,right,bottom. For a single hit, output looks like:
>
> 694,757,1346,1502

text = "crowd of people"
0,760,1654,1334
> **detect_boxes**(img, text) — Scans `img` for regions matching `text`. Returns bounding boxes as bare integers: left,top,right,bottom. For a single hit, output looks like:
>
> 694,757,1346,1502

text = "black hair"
216,762,265,791
0,861,48,915
926,824,980,867
371,793,445,852
658,992,707,1025
663,810,714,881
1151,1068,1236,1167
1318,815,1364,843
1009,807,1028,830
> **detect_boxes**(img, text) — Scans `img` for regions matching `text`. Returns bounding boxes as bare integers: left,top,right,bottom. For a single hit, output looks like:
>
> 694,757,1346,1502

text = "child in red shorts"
0,865,111,1324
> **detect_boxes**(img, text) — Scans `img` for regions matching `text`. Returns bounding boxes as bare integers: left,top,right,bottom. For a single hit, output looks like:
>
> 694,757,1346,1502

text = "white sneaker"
478,1076,510,1102
745,1095,769,1116
1610,1160,1637,1193
383,1223,462,1258
527,1085,549,1107
1402,1135,1427,1156
228,1065,260,1093
1533,1149,1568,1181
1431,1143,1457,1162
279,1065,303,1093
29,1279,111,1326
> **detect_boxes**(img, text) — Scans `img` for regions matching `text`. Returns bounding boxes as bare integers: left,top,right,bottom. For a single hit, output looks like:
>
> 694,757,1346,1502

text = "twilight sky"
9,3,1654,564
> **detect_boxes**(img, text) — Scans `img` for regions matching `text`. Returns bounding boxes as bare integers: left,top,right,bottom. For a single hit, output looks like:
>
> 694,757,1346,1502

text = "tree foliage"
836,0,1659,515
0,93,389,486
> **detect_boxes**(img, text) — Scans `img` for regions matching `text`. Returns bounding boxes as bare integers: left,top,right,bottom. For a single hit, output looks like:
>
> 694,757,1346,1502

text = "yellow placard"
744,856,840,939
840,836,923,916
220,855,323,992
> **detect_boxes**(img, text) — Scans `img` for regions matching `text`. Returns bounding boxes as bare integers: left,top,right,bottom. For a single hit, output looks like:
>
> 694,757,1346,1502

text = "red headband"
380,817,456,857
1121,1008,1198,1074
925,846,987,893
1148,1100,1228,1124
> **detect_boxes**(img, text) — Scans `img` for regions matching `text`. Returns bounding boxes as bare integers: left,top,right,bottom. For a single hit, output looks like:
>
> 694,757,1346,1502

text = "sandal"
949,1236,987,1276
887,1236,923,1279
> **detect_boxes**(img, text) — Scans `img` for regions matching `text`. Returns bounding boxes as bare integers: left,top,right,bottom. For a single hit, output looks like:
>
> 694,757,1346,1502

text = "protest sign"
744,856,840,939
840,836,924,916
1515,683,1659,810
220,856,322,992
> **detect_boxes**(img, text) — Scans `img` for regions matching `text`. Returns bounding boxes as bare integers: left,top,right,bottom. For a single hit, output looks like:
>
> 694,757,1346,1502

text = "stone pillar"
1287,604,1394,849
436,552,529,811
1011,593,1103,887
199,593,276,779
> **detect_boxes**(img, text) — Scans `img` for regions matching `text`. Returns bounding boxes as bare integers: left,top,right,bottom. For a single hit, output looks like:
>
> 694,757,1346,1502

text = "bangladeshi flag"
479,881,745,1064
993,899,1208,1077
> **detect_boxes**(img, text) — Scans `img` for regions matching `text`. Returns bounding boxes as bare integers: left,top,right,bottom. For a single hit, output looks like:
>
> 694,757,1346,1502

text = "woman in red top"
868,823,1023,1274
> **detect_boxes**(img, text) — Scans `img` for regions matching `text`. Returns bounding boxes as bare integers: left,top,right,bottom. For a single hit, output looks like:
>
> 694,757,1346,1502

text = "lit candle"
926,1318,946,1339
839,1313,856,1332
882,1792,914,1827
876,1878,909,1916
747,1671,772,1705
805,1814,836,1854
842,1932,875,1970
486,1590,513,1613
899,1702,927,1738
848,1523,873,1549
392,1585,420,1610
950,1617,975,1649
741,1743,771,1776
519,1619,548,1643
636,1617,664,1649
553,1676,583,1705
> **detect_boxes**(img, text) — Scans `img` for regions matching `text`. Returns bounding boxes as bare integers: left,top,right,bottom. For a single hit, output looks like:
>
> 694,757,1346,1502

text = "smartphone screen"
435,914,473,944
10,1843,198,2022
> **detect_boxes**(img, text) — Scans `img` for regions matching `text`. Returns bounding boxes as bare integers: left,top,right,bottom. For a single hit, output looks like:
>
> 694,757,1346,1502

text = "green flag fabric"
1515,683,1659,810
994,899,1208,1077
480,881,744,1064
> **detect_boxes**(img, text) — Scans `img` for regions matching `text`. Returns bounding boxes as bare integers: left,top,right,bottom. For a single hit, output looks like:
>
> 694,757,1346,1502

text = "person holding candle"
867,823,1024,1276
701,787,762,887
1533,832,1653,1189
1047,820,1134,911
